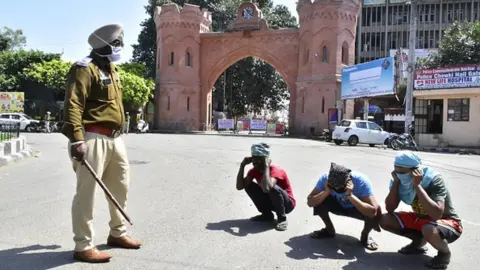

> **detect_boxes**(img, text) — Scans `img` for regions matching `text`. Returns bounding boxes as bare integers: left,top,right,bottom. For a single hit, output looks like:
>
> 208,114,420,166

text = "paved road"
0,133,479,270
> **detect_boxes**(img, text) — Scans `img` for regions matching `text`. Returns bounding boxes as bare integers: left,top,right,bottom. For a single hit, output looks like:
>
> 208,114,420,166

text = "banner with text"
0,92,24,113
250,120,267,130
217,119,235,130
341,57,395,99
414,65,480,90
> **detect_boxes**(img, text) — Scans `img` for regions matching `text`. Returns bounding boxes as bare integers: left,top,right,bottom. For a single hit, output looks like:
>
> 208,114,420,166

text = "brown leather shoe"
107,235,142,249
73,247,111,263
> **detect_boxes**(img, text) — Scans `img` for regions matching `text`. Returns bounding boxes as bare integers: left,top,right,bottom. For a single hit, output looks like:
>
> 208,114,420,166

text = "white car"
0,113,40,131
332,119,391,147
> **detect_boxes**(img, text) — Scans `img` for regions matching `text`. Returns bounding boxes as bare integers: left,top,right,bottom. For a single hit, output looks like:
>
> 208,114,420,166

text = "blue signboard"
363,0,386,5
341,57,395,100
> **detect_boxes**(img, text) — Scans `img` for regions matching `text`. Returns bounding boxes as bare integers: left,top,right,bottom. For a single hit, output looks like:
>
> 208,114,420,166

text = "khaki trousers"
68,132,130,252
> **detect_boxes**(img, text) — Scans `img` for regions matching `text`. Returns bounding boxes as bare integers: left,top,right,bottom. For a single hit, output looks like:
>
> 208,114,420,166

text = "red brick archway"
200,29,299,130
154,1,361,134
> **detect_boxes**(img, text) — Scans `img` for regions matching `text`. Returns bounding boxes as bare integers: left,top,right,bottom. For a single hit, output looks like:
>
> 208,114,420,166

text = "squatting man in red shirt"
236,143,296,231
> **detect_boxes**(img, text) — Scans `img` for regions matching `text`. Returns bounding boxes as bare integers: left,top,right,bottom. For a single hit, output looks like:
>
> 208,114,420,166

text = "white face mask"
93,33,123,62
107,46,122,62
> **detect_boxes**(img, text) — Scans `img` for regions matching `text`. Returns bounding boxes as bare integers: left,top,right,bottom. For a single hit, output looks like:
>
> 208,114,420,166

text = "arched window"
321,96,325,113
167,96,170,110
168,52,174,66
304,48,309,65
185,51,191,67
187,96,190,111
342,42,349,64
322,46,328,63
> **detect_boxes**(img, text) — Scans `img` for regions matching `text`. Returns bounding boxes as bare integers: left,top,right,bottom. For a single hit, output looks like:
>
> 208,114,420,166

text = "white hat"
88,24,124,49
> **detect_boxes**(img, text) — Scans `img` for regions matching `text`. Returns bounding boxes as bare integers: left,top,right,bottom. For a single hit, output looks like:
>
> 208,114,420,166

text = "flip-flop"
398,244,428,255
360,236,378,251
275,220,288,231
425,252,451,269
310,228,335,239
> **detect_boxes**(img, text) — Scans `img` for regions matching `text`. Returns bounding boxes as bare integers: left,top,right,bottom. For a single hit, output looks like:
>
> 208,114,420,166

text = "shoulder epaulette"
75,57,93,67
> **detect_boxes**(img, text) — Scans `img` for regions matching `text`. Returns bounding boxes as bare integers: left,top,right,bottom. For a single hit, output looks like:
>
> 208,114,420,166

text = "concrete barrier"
0,136,33,167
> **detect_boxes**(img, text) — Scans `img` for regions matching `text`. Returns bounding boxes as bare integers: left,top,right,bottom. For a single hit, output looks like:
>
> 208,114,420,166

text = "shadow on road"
205,219,273,236
0,244,74,269
284,233,361,260
284,233,430,269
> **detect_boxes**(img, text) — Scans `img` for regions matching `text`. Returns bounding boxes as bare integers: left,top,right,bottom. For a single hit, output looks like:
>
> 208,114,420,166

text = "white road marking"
462,219,480,227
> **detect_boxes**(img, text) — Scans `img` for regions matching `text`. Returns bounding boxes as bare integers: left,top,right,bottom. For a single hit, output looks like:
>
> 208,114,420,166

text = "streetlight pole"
405,0,418,133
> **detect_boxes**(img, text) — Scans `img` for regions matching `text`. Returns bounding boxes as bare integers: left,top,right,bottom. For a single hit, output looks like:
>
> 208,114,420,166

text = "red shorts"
392,212,463,243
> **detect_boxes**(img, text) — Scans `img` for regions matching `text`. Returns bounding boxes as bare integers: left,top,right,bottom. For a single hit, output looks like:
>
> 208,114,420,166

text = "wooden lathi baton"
83,160,133,225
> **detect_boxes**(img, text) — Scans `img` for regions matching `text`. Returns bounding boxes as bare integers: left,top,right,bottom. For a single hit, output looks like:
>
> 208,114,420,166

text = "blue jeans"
313,195,381,232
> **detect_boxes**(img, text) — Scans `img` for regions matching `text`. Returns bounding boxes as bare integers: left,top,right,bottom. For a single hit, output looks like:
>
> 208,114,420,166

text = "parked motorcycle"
321,128,332,142
389,125,418,151
386,133,398,148
28,121,48,133
135,120,149,133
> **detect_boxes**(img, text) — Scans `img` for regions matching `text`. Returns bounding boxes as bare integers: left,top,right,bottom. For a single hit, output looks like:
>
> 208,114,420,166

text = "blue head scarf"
251,143,270,157
390,151,439,205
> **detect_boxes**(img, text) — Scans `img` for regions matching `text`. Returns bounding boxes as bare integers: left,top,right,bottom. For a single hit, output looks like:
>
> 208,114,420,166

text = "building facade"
413,65,480,147
356,0,480,64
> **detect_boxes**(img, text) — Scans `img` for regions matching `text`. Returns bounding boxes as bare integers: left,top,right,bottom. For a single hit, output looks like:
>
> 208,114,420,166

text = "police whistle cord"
82,160,133,225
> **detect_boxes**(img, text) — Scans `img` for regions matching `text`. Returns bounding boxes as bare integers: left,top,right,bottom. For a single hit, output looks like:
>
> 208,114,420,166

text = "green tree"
0,35,10,51
23,59,72,100
118,62,149,77
23,58,154,106
0,27,27,51
0,50,61,91
117,67,155,106
118,62,156,105
418,21,480,69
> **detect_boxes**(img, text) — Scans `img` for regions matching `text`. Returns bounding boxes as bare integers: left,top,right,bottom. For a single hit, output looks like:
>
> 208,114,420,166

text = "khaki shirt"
62,54,125,142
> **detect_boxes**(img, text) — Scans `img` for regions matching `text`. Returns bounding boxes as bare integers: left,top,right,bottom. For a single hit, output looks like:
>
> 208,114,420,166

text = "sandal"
310,228,335,239
425,252,451,269
398,243,428,255
275,220,288,231
360,236,378,251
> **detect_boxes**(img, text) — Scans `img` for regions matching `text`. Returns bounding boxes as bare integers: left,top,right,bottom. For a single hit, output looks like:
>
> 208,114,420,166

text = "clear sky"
0,0,296,63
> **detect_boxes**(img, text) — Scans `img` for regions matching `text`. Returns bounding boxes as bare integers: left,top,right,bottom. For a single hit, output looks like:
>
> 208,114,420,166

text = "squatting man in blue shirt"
307,162,382,250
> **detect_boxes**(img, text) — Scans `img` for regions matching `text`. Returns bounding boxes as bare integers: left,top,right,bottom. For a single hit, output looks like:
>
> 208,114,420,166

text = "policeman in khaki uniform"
62,23,142,263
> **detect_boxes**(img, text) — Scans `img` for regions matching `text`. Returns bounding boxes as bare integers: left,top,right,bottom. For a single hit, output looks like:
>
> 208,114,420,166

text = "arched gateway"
153,0,361,134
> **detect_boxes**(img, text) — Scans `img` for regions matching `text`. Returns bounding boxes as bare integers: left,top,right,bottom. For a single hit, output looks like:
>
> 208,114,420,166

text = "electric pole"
405,0,418,133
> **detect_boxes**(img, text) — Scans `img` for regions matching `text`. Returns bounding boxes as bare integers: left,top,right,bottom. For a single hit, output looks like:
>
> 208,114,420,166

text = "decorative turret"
296,0,313,12
153,3,212,130
294,0,362,133
154,3,212,79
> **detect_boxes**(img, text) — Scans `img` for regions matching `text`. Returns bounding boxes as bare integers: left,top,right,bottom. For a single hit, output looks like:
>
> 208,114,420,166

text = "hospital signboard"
414,65,480,90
